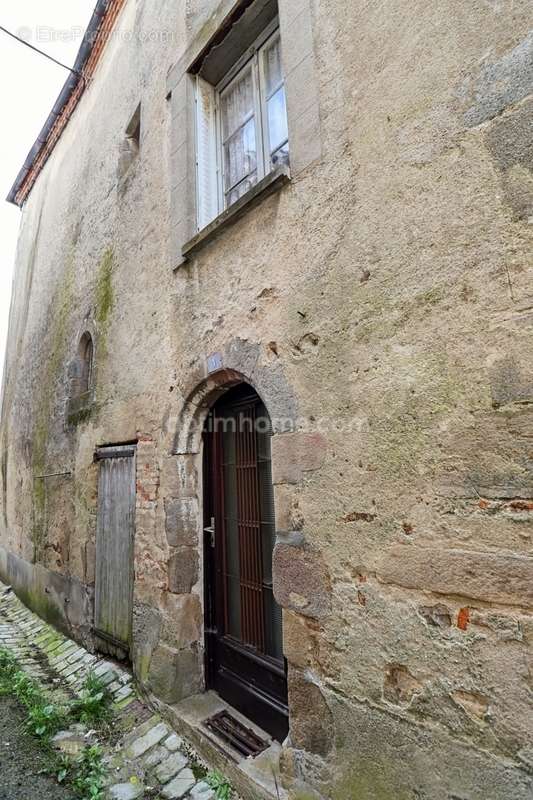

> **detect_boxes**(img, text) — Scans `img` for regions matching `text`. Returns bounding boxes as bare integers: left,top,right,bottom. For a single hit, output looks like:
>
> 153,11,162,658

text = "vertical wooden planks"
94,445,136,655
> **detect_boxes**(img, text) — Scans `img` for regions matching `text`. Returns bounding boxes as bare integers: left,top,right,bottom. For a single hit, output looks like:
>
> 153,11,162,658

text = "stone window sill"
66,393,96,428
181,165,291,262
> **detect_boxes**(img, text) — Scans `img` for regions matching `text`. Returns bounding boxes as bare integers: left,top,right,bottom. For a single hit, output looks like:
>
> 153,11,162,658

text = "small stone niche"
118,103,141,182
66,331,95,428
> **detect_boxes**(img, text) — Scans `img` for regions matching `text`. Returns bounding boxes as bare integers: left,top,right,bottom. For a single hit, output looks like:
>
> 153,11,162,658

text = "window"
118,104,141,182
77,332,94,397
67,332,95,427
126,103,141,151
195,22,289,230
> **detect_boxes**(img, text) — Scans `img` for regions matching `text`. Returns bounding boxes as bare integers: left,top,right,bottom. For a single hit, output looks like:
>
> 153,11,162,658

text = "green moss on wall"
136,652,153,683
95,247,115,329
330,765,411,800
67,403,97,428
93,248,115,405
15,583,66,632
31,255,75,562
30,246,115,561
1,433,8,528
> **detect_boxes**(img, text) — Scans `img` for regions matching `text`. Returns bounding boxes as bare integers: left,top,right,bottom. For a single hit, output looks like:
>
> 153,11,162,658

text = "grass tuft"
0,648,107,799
72,745,106,800
206,769,233,800
70,671,112,725
0,648,65,741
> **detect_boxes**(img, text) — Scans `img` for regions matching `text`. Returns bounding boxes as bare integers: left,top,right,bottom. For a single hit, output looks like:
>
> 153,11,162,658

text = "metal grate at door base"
204,710,270,758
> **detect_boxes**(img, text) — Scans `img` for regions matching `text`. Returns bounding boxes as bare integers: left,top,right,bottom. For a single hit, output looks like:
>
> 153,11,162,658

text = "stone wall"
1,0,532,798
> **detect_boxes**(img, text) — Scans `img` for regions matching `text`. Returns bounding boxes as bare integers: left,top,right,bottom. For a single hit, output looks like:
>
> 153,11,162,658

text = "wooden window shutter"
195,75,218,230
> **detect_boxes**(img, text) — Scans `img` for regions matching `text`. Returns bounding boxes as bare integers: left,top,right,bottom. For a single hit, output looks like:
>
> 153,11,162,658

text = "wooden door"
94,445,136,659
204,386,288,741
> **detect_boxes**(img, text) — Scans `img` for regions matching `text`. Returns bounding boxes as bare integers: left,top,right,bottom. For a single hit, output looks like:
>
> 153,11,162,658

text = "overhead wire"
0,24,83,78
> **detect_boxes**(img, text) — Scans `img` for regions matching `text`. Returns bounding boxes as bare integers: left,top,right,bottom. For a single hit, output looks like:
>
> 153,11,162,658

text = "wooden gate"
94,445,136,659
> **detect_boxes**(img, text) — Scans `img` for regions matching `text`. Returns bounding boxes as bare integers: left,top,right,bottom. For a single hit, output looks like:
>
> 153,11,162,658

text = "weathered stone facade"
1,1,533,797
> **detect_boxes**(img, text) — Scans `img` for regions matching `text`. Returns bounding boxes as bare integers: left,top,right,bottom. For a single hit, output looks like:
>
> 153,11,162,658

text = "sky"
0,1,96,382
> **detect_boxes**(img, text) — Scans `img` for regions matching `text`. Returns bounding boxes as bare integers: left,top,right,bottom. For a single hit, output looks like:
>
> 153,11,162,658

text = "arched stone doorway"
166,355,329,767
202,383,288,741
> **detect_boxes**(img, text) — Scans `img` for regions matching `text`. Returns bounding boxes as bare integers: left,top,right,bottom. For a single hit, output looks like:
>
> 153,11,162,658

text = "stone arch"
170,356,329,621
172,358,298,455
173,369,248,455
68,324,97,402
65,325,98,428
159,350,331,768
158,362,297,708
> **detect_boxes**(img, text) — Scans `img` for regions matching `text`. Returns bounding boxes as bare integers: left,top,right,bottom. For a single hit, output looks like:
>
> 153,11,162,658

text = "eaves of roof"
7,0,127,207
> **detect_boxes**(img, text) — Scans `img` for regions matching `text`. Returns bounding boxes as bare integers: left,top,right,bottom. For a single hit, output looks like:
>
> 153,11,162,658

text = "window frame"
213,18,286,216
217,59,261,208
78,331,94,398
83,335,94,395
258,30,289,169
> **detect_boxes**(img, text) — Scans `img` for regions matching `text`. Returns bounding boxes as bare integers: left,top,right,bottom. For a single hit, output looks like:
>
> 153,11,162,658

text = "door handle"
204,517,215,548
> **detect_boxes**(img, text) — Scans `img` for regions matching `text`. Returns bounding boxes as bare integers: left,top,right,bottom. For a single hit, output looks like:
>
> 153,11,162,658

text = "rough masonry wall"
0,1,532,799
0,0,184,636
269,2,533,797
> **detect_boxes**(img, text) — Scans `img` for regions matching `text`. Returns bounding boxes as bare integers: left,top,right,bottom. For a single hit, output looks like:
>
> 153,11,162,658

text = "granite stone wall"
1,1,532,797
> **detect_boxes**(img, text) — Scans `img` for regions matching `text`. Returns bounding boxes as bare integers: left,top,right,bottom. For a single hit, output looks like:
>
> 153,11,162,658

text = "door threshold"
163,690,288,800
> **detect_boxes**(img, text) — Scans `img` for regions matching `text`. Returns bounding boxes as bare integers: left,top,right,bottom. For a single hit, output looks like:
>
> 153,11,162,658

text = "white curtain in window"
194,28,290,228
221,67,258,204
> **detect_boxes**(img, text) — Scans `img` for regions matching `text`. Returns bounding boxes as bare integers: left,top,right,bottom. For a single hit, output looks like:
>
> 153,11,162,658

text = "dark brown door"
203,385,288,741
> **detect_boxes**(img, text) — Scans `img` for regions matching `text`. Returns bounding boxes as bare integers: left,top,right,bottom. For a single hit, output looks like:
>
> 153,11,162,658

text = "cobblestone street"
0,583,217,799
